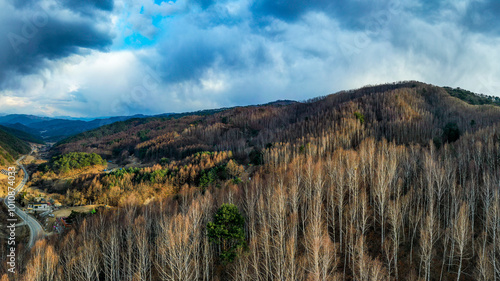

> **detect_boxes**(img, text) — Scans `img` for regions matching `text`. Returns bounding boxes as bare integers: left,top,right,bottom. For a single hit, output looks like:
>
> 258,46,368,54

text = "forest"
1,81,500,280
444,87,500,107
38,152,106,175
0,127,30,162
58,151,245,206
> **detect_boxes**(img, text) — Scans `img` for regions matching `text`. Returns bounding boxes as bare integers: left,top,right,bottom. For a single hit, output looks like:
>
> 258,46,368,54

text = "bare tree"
420,211,439,281
354,235,370,281
100,222,121,281
476,232,493,281
453,202,470,281
358,188,371,237
388,197,403,279
133,215,150,281
75,239,100,281
270,179,288,280
22,240,59,281
488,191,500,280
304,165,329,280
70,219,101,281
154,213,197,281
368,256,388,281
373,146,397,247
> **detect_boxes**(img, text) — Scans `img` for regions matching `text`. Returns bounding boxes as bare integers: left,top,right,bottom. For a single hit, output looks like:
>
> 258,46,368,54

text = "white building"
27,202,51,212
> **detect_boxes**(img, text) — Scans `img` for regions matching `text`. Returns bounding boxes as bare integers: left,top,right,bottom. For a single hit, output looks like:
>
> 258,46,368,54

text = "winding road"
3,155,45,248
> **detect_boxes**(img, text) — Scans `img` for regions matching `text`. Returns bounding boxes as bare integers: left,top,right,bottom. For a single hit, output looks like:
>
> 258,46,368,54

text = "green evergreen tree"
207,203,246,263
443,122,461,143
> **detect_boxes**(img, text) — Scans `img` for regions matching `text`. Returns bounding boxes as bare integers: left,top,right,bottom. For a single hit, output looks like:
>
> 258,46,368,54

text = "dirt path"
52,205,102,218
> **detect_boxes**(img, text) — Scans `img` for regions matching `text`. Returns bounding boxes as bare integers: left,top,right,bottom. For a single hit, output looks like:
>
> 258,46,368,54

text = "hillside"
0,125,44,144
10,81,500,281
444,86,500,106
0,146,14,167
0,114,53,125
54,81,500,163
0,127,30,165
0,114,148,142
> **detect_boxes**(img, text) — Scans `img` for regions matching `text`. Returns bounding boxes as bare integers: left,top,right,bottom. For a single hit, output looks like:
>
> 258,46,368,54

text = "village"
23,198,109,234
11,143,113,237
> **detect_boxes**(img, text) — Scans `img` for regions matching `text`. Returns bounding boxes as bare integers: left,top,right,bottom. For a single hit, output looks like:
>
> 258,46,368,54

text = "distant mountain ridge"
1,100,296,142
0,127,30,165
0,125,44,144
53,81,500,164
0,114,53,125
1,85,496,146
0,114,148,142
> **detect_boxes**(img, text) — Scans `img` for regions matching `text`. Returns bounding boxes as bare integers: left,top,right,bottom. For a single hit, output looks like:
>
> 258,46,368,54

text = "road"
3,155,45,248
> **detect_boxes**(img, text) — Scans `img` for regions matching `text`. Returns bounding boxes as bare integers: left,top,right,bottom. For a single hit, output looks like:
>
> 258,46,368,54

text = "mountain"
0,125,44,144
262,99,297,106
444,86,500,106
0,114,149,142
16,81,500,281
54,81,500,163
0,102,296,143
1,122,43,139
0,127,30,165
0,114,54,125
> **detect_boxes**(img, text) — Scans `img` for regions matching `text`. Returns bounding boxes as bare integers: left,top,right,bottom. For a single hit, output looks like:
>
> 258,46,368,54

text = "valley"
0,81,499,280
3,0,500,279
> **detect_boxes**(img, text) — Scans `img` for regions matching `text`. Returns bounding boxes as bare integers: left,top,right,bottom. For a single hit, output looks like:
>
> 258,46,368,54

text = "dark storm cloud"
193,0,215,10
251,0,314,21
13,0,114,13
250,0,397,29
3,0,500,117
461,0,500,35
58,0,114,15
152,11,270,84
251,0,500,36
156,33,269,83
0,0,114,87
141,0,500,113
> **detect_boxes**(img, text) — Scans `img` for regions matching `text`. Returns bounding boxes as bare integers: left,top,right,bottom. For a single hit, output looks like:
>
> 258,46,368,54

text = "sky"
0,0,499,117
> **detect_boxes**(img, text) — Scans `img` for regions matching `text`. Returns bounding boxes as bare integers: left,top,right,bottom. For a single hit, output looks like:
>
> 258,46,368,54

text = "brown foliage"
15,82,500,280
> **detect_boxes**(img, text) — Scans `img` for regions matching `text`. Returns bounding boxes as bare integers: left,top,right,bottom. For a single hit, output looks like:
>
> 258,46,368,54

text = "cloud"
59,0,114,14
0,0,115,87
460,0,500,35
152,19,269,83
1,0,500,118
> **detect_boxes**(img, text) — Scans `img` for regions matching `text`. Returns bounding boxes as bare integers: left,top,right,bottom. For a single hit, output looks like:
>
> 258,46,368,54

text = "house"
27,202,51,212
54,217,72,234
58,217,71,228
